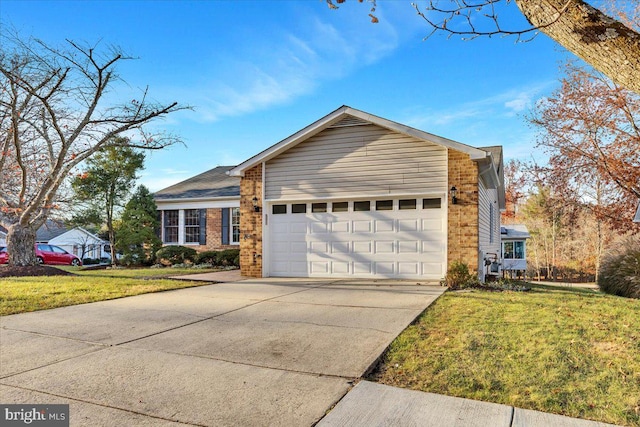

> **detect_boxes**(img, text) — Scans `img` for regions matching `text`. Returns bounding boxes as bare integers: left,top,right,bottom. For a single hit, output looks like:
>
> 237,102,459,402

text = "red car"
0,244,82,266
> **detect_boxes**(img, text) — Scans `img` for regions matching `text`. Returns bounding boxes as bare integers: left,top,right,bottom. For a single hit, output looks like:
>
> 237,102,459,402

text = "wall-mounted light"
450,186,458,205
252,196,260,212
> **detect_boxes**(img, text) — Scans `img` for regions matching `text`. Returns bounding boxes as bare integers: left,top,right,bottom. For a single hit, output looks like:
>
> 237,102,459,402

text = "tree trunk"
516,0,640,94
6,223,37,266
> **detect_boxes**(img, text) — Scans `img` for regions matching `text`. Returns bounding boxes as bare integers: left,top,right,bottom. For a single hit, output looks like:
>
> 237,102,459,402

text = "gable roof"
154,166,240,201
49,227,107,244
36,219,68,242
229,106,497,180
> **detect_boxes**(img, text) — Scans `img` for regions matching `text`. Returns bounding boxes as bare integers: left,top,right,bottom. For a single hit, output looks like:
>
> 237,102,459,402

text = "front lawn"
57,265,227,278
0,274,212,316
370,284,640,426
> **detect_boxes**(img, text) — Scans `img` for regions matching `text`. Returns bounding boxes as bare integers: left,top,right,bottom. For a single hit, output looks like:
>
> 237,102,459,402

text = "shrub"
82,258,99,265
217,249,240,267
442,260,478,290
195,251,219,265
155,245,198,266
598,235,640,299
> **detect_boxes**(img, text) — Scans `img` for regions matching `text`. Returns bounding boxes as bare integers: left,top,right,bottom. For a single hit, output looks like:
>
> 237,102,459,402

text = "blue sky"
1,0,569,191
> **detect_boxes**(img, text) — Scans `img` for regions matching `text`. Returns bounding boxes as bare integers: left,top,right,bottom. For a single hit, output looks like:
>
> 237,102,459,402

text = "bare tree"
0,33,187,266
327,1,640,95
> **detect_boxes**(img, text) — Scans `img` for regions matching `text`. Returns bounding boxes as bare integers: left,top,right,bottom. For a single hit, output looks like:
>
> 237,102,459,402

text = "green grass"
57,266,226,278
0,274,213,316
370,285,640,426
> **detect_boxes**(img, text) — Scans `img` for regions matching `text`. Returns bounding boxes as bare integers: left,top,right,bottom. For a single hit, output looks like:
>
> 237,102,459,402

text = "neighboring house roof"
635,201,640,223
229,105,501,191
36,219,68,242
48,227,107,245
500,224,531,240
154,166,240,201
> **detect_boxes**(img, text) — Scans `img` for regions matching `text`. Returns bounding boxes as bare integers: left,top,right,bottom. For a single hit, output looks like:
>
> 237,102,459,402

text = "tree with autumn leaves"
0,33,186,266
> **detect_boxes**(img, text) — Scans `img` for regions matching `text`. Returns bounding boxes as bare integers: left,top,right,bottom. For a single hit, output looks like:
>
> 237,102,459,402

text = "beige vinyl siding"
265,124,447,200
478,179,501,261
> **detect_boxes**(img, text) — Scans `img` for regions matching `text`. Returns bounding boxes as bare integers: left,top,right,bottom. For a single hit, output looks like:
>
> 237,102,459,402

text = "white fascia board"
228,106,489,177
156,197,240,211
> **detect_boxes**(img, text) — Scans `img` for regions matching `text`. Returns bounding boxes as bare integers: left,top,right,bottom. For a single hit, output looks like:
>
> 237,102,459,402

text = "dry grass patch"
370,285,640,426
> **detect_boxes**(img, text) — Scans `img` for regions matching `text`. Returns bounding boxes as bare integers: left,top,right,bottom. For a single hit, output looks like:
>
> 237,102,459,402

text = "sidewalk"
318,381,618,427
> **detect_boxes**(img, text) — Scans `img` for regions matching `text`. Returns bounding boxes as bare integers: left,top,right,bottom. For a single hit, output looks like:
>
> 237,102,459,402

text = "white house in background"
634,202,640,223
48,227,111,261
500,225,530,277
0,227,6,246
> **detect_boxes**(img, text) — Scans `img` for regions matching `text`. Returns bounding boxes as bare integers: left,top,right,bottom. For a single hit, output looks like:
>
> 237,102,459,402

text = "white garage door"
268,197,446,279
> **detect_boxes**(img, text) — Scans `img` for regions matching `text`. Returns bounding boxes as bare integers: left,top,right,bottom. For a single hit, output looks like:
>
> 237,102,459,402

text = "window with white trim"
231,207,240,244
184,209,200,243
163,210,179,243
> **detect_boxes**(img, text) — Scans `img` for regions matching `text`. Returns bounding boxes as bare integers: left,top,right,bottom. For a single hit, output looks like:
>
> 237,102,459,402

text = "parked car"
0,244,82,266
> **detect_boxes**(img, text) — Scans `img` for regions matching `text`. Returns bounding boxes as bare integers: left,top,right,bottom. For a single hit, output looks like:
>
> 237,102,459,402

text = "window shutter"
199,209,207,245
221,208,230,245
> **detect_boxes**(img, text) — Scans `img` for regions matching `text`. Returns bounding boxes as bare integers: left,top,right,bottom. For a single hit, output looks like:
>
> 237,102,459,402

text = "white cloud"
187,7,402,122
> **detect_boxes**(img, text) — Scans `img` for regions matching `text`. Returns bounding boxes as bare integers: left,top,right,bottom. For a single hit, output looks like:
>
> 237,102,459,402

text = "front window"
163,210,179,243
231,207,240,244
502,241,525,259
184,209,200,243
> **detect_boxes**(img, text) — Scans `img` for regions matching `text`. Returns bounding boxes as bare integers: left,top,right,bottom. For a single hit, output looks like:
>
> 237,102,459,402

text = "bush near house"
442,261,478,289
155,246,197,266
598,235,640,299
194,249,240,267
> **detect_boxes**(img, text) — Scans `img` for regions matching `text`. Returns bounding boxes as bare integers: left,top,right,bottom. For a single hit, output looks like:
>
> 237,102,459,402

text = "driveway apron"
0,278,444,426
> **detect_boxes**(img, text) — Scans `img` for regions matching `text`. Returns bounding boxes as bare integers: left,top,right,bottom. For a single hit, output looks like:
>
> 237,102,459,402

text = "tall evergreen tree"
71,140,145,264
116,185,162,266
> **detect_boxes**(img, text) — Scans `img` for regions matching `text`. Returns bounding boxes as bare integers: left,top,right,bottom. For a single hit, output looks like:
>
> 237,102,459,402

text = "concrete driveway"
0,278,444,426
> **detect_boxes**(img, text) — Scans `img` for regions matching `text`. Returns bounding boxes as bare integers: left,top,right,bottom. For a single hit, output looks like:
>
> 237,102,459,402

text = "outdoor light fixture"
450,186,458,205
252,196,260,212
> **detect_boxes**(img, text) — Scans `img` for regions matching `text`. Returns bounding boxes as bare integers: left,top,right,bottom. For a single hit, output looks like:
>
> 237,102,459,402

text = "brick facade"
448,149,479,275
198,208,237,252
239,164,263,277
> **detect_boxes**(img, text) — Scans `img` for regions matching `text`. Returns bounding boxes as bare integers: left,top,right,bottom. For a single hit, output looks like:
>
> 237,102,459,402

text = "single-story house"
500,224,530,277
154,166,241,251
48,227,111,261
155,106,505,280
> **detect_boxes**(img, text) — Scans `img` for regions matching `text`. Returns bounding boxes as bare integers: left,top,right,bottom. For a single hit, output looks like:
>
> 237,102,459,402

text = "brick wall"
448,149,479,275
198,208,237,252
239,164,263,277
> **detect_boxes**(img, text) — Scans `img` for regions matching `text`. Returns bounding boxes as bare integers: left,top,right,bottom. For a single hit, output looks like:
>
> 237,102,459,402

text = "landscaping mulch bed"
0,265,75,278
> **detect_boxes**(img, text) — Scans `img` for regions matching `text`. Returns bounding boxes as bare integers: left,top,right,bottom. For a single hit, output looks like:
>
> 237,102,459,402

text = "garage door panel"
375,241,394,254
310,222,329,233
291,242,308,253
331,242,350,254
353,241,372,253
399,241,419,253
354,262,372,274
290,262,308,274
422,262,444,275
422,219,443,231
310,241,328,254
331,262,350,274
398,219,418,232
353,221,372,233
311,262,329,274
290,222,307,233
399,262,419,275
375,262,395,275
331,221,350,232
374,220,394,232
